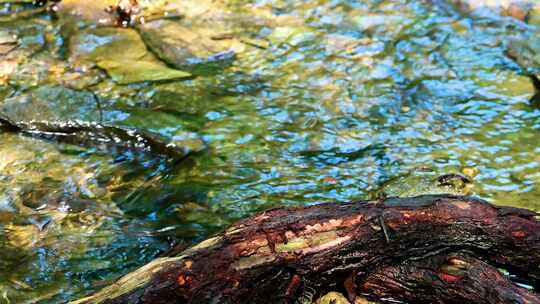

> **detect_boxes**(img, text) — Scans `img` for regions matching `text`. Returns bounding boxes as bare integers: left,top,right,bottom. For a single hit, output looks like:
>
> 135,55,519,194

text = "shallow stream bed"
1,0,540,302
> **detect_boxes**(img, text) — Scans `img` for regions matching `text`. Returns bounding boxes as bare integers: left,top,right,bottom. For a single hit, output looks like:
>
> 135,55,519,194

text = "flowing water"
0,0,539,302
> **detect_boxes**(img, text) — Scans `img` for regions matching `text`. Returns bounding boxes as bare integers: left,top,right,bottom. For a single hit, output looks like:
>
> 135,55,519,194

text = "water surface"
0,0,539,302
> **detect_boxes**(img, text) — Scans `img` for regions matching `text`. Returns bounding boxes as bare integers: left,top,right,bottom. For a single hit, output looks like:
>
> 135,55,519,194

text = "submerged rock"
69,27,191,84
138,19,243,74
59,0,287,79
371,167,475,199
0,29,18,55
505,35,540,107
506,37,540,75
1,85,100,122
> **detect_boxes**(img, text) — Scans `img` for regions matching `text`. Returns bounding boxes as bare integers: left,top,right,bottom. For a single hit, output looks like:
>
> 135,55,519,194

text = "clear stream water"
0,0,539,302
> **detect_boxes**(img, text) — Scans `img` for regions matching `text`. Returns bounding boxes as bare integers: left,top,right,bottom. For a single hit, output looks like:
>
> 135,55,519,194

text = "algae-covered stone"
506,37,540,75
371,168,474,199
0,29,17,55
69,27,191,84
0,85,100,123
268,26,316,47
70,28,146,62
139,20,243,74
505,35,540,108
97,59,191,84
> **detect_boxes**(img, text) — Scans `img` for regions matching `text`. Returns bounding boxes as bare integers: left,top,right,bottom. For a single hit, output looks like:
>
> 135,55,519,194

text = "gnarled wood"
360,253,540,304
72,194,540,304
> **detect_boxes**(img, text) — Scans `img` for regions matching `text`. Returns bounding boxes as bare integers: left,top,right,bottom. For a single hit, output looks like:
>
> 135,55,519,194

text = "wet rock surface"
69,27,191,84
138,20,242,74
1,85,100,122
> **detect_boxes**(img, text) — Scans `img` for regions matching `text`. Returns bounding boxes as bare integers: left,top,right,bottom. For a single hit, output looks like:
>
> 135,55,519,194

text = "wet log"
360,253,540,304
0,117,200,160
72,194,540,304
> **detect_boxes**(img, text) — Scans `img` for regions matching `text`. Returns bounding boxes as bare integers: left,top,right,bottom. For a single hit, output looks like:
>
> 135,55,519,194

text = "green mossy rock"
506,37,540,75
0,85,100,123
139,20,243,74
70,27,191,84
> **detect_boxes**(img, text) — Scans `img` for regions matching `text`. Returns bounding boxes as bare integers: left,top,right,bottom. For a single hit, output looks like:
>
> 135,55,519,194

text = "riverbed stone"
0,85,100,124
69,27,191,84
138,19,244,74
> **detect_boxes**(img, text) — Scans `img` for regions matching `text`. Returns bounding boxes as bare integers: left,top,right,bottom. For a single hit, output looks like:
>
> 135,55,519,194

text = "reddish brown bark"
360,253,540,304
73,194,540,304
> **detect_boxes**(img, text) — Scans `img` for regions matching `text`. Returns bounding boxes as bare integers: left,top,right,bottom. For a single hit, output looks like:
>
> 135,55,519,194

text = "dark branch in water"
528,74,540,91
0,117,195,161
0,116,21,132
528,74,540,109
